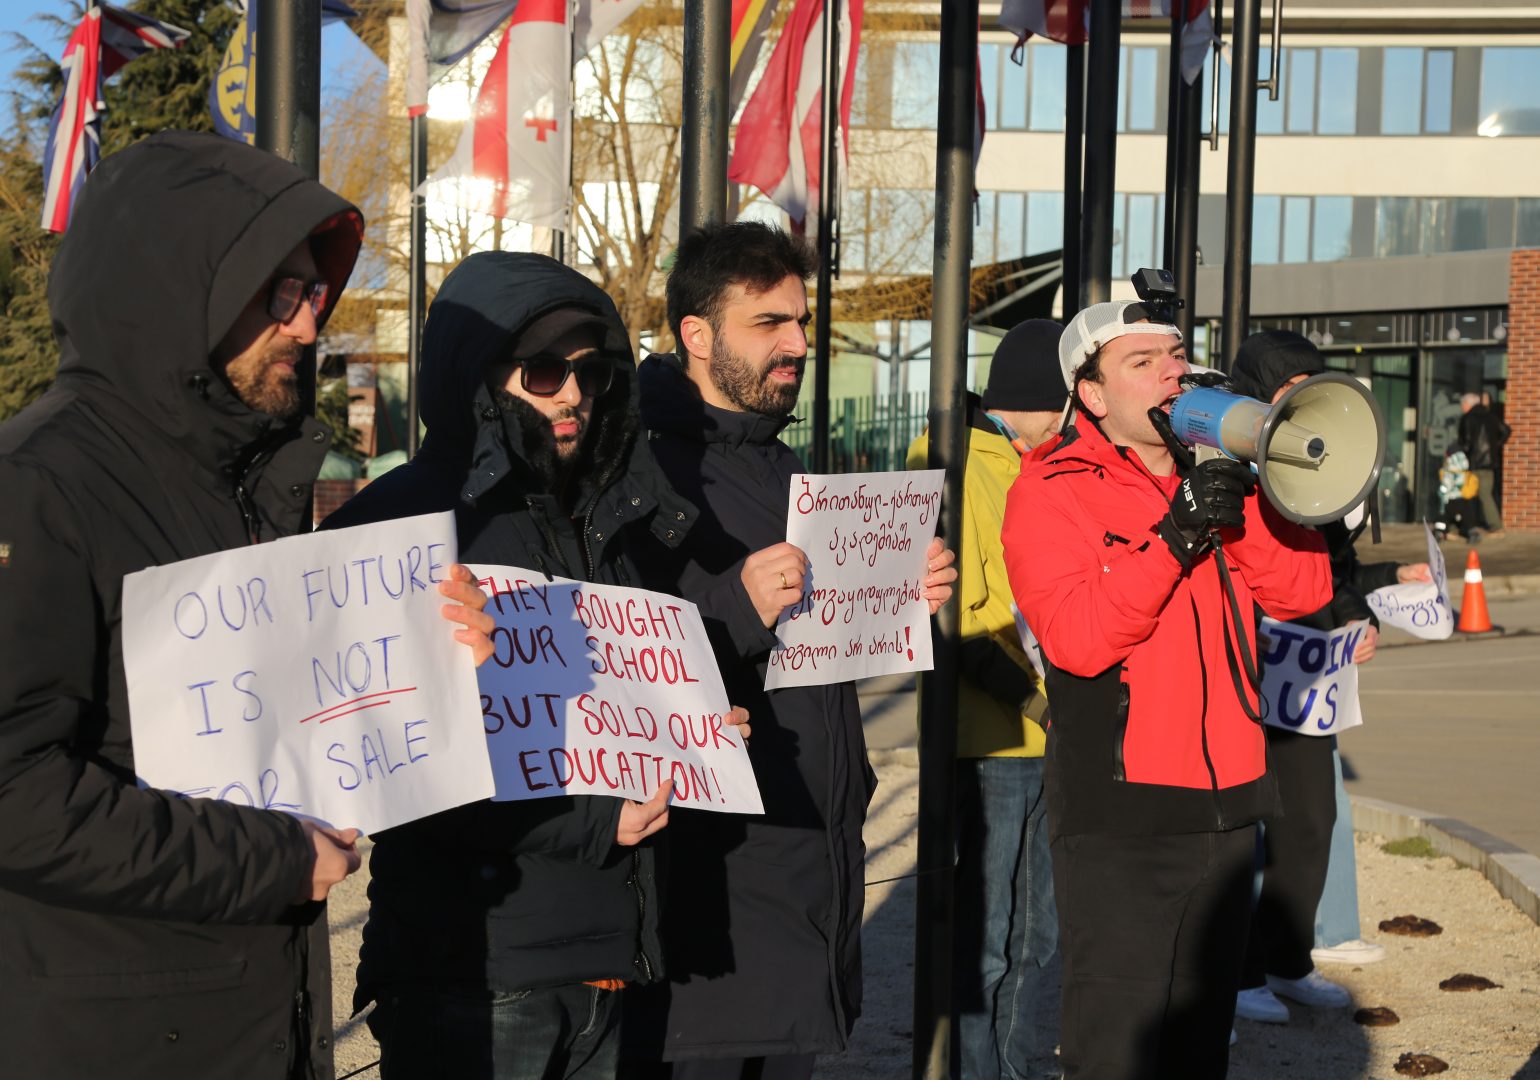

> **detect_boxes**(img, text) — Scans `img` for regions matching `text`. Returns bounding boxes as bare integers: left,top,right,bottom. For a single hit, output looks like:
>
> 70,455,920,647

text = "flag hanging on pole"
728,0,783,115
41,5,190,233
422,0,571,230
999,0,1211,84
405,0,522,116
574,0,649,57
210,0,356,144
727,0,864,230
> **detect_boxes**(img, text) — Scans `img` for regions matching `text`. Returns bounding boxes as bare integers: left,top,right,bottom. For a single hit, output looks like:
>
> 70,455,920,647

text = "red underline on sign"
299,687,419,725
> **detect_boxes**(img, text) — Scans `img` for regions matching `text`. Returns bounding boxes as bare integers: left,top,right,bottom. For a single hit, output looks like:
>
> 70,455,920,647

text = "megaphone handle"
1148,408,1197,473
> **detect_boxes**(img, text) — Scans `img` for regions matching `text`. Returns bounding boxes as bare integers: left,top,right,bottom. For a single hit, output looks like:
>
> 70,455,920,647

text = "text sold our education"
122,512,494,834
468,565,763,815
766,470,943,690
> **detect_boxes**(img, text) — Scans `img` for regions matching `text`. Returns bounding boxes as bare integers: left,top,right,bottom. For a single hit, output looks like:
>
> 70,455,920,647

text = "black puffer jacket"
624,354,875,1061
0,132,361,1079
323,253,698,1002
1458,404,1509,471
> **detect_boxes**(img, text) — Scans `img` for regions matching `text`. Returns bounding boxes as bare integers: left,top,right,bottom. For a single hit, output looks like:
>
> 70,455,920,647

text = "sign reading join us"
122,512,493,835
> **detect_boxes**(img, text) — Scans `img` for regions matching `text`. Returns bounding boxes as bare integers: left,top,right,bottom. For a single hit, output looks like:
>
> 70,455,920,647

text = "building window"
1381,48,1423,135
1517,199,1540,248
1480,47,1540,136
1286,48,1317,133
1424,49,1454,134
1125,47,1160,132
1029,46,1066,132
999,43,1028,129
1026,192,1063,254
1317,49,1358,135
1313,197,1354,262
891,43,939,129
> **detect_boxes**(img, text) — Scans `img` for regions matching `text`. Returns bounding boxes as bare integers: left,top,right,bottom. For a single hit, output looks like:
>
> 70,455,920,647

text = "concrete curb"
862,752,1540,927
1349,796,1540,926
1450,572,1540,600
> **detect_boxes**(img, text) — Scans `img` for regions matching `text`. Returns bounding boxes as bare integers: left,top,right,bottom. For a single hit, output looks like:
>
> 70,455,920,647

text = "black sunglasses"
267,276,329,325
517,352,616,398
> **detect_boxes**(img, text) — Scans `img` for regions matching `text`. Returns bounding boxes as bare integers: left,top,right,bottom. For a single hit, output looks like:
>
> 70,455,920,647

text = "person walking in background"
907,318,1066,1079
1458,392,1510,534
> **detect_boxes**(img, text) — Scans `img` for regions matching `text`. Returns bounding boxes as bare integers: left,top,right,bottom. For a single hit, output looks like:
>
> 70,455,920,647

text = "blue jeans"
368,981,620,1080
1315,741,1363,948
953,756,1058,1080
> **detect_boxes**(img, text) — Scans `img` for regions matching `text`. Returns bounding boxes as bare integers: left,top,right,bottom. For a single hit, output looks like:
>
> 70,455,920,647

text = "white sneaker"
1266,969,1352,1008
1312,939,1386,965
1235,986,1290,1023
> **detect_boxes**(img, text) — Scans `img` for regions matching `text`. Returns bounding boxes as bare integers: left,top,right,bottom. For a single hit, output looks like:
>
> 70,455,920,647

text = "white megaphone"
1166,373,1387,525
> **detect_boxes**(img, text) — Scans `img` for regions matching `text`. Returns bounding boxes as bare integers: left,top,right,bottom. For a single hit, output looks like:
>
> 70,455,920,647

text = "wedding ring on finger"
779,571,788,590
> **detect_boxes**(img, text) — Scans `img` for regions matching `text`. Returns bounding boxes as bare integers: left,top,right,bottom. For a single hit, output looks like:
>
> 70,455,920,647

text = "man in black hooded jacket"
0,132,488,1079
324,251,723,1079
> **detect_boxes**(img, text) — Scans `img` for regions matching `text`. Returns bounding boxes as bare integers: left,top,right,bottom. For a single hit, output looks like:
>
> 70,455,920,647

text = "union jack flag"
41,5,190,233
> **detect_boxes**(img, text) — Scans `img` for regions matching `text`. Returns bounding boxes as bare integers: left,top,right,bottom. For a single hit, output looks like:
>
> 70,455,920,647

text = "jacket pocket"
1111,679,1131,782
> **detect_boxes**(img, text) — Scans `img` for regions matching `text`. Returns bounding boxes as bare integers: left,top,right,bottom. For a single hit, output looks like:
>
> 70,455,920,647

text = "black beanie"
1230,329,1325,402
983,318,1068,413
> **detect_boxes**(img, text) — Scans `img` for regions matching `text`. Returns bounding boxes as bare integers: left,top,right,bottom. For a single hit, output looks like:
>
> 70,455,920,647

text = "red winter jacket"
1002,417,1331,838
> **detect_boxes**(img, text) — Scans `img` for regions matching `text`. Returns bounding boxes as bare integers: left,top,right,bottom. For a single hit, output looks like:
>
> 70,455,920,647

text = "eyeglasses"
517,352,616,398
267,276,330,325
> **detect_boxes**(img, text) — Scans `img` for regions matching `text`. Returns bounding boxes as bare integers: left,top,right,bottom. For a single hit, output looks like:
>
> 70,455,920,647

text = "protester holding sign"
626,222,955,1080
0,132,485,1079
1226,331,1422,1026
1002,306,1331,1078
324,252,724,1080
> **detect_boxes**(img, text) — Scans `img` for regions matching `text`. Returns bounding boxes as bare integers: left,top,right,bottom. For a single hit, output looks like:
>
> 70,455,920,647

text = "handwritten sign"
469,566,763,815
766,470,944,689
1258,617,1369,736
122,512,494,835
1367,523,1454,640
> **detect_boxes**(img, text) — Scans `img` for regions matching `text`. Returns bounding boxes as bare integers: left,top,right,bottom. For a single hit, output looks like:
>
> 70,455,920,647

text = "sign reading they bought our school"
122,512,494,835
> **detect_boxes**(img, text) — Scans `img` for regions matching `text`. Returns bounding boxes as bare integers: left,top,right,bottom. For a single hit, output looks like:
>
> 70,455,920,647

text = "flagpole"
1080,0,1119,306
1221,0,1262,370
407,113,426,457
1062,42,1084,318
680,0,730,234
810,0,840,474
914,1,977,1075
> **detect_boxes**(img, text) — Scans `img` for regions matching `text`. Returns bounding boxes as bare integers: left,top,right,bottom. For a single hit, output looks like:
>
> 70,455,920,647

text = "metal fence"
780,392,933,473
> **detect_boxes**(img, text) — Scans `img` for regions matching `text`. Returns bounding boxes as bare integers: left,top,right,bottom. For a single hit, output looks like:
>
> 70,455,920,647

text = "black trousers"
622,1056,815,1080
1241,729,1337,987
1052,825,1256,1080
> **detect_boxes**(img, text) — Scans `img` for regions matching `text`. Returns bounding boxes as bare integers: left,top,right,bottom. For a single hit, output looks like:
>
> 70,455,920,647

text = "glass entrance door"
1418,348,1507,521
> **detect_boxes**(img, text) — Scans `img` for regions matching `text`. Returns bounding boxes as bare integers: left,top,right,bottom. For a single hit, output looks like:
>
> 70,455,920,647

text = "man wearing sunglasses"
0,132,495,1079
324,251,725,1080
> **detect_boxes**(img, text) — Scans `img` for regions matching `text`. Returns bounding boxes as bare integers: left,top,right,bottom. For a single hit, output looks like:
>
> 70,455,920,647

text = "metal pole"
1163,2,1187,267
1221,0,1262,369
1174,67,1203,346
1062,43,1084,318
913,1,975,1076
680,0,730,236
407,114,427,458
811,0,840,473
1080,0,1120,307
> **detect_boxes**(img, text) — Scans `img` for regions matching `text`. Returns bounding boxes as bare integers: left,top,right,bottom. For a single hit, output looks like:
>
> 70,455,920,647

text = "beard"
496,391,589,491
225,339,302,420
708,334,804,419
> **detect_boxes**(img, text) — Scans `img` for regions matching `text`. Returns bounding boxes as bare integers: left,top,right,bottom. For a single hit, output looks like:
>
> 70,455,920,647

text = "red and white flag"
41,5,189,232
728,0,864,230
405,0,520,116
422,0,570,229
999,0,1212,84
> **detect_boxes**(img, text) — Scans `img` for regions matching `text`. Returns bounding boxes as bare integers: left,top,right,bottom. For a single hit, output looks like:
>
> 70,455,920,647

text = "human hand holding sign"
438,562,496,665
297,819,362,902
1352,623,1380,664
743,542,810,628
923,536,957,613
1397,563,1432,584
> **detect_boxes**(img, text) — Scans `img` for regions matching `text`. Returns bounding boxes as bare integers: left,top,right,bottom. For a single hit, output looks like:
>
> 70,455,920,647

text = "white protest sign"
1257,617,1370,736
122,512,495,835
469,566,763,815
767,470,944,689
1366,522,1454,640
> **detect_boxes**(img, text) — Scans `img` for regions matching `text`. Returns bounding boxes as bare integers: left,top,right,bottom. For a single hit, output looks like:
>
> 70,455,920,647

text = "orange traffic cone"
1456,549,1493,634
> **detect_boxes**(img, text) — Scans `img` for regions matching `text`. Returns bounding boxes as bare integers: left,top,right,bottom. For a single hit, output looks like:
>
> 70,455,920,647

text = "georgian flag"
1000,0,1212,84
41,5,190,233
405,0,522,117
422,0,570,229
727,0,864,230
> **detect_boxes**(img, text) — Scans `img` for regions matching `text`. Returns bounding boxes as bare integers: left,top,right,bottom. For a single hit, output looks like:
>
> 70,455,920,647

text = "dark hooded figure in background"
323,251,713,1080
0,132,373,1078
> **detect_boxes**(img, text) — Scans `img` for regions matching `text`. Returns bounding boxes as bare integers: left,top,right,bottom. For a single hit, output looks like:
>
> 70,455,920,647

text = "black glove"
1157,457,1253,569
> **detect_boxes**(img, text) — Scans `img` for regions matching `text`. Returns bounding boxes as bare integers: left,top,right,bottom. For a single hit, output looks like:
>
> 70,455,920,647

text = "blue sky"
0,3,381,117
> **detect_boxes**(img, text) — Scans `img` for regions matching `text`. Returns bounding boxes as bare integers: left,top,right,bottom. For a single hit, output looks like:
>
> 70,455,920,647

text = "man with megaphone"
1001,300,1332,1079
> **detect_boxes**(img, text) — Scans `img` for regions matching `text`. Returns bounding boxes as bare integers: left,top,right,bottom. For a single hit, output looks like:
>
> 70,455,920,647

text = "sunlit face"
1076,329,1189,458
486,327,601,461
1272,372,1311,406
680,275,811,417
213,240,321,420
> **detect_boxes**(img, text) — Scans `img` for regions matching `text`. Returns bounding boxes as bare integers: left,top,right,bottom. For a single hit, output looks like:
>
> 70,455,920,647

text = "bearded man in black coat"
623,222,956,1080
0,132,492,1080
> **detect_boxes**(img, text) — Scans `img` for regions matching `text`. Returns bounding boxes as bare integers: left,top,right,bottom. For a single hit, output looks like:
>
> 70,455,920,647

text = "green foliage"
0,0,238,422
1381,836,1438,858
317,376,364,462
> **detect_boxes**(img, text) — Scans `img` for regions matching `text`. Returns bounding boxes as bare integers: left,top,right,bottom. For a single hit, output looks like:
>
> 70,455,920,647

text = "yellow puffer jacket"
909,424,1047,758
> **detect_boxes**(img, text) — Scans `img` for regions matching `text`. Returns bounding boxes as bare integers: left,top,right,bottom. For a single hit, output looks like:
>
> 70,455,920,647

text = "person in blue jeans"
910,319,1068,1078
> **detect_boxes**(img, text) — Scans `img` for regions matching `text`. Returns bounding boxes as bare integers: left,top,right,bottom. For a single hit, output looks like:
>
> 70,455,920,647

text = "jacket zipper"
629,849,653,982
1189,595,1226,827
1111,678,1130,781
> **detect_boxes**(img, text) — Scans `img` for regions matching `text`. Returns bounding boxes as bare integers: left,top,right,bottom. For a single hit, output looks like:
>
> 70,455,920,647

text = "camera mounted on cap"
1131,267,1184,326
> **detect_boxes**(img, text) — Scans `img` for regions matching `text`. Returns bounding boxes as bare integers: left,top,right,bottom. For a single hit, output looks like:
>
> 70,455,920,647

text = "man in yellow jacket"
908,319,1067,1079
